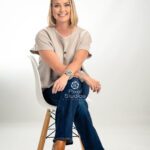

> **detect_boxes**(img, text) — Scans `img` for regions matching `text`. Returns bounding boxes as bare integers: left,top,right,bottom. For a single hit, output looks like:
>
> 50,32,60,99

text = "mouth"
58,13,68,17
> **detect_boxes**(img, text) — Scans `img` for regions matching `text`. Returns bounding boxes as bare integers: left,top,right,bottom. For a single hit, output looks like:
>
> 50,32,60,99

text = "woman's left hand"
52,74,69,94
81,73,101,93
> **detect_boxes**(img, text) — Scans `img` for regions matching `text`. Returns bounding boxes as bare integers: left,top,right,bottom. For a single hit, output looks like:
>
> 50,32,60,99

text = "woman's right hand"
52,74,69,94
82,74,101,93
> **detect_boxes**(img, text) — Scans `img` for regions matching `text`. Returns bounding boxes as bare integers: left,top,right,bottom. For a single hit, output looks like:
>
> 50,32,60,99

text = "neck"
55,22,72,31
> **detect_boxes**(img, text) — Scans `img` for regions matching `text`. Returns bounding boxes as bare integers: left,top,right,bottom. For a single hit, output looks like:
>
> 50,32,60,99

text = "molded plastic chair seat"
29,55,56,111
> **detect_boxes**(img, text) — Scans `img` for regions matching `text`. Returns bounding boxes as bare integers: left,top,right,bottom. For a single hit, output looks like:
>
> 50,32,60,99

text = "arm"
39,50,101,93
38,50,84,76
38,49,89,93
52,49,90,93
38,50,66,75
63,49,89,75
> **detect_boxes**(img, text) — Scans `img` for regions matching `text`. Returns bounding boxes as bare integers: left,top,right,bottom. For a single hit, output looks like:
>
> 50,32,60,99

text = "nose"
60,5,65,12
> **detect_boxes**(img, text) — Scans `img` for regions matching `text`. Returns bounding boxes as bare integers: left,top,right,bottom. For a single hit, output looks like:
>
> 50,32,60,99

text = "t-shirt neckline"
53,26,78,39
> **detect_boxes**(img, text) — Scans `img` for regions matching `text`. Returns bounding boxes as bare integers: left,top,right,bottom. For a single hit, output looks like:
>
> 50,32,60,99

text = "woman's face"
52,0,71,25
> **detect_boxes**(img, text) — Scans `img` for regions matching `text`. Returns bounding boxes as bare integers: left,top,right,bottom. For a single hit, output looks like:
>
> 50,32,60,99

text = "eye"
64,3,70,7
54,4,60,8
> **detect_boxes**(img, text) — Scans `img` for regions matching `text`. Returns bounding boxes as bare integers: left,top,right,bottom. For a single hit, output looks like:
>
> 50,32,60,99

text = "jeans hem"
53,137,73,145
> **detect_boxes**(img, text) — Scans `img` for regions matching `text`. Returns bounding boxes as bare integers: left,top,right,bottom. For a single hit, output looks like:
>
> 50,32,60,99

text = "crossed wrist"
79,71,86,82
64,69,73,80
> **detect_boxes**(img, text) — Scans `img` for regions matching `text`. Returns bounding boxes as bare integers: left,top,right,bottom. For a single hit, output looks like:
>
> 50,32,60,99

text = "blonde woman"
31,0,105,149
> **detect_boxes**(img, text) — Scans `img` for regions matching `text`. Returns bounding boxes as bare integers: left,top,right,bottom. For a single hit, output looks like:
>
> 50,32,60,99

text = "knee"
68,78,89,99
65,77,81,91
68,77,81,86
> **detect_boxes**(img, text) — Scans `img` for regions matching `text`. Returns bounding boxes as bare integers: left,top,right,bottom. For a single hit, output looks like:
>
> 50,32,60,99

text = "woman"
31,0,105,149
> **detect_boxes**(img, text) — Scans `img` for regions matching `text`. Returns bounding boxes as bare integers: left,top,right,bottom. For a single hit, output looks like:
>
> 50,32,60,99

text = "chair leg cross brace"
37,109,84,150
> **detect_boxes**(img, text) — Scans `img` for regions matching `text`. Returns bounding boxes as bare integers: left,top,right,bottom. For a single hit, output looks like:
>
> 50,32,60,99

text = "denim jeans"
43,77,105,150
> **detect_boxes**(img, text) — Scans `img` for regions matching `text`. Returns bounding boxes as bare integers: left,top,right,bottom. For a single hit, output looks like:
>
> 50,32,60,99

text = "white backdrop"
0,0,150,129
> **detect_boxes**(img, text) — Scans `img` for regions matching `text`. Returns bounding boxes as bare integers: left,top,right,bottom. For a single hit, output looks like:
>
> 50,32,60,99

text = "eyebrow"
53,2,70,5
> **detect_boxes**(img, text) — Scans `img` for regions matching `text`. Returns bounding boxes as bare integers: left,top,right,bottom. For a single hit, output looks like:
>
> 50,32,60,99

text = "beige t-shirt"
31,26,92,89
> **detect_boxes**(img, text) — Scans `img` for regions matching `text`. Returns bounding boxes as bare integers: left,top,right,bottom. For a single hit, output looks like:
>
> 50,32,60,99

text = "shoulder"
77,26,91,38
77,26,90,34
35,26,55,41
77,26,92,41
36,27,54,36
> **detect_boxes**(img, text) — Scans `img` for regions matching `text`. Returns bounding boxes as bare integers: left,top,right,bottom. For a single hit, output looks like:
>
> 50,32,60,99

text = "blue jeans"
43,77,105,150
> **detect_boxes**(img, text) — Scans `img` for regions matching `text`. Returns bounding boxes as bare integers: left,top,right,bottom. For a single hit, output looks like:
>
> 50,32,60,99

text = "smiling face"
51,0,71,25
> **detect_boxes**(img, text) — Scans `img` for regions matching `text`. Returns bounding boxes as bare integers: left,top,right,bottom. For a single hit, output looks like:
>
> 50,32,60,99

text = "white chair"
28,55,84,150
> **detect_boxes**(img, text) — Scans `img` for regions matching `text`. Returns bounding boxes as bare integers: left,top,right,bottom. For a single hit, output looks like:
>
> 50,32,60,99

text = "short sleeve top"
31,26,92,89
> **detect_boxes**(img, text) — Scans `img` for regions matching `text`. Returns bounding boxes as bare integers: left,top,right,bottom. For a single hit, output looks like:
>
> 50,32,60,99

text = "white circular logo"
71,81,79,90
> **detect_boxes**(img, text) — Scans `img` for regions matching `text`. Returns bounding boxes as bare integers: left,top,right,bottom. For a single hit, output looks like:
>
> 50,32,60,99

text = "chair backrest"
28,55,56,110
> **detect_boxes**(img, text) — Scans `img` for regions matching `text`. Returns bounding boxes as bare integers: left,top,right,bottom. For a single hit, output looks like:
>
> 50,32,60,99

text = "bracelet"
64,69,73,79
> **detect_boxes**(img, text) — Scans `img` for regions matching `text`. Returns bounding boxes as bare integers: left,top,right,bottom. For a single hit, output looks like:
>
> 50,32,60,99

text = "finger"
57,86,62,91
55,82,62,93
98,85,102,92
93,86,97,92
59,86,64,91
96,87,100,93
56,85,61,92
52,85,56,94
96,82,101,89
94,84,100,93
55,82,61,91
52,82,59,93
52,82,56,93
61,85,66,91
91,84,95,92
96,81,101,87
58,85,64,91
94,86,97,92
62,82,68,91
59,82,67,92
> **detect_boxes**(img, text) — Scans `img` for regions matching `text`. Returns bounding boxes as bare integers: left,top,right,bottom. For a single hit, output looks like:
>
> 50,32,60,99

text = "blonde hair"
48,0,78,27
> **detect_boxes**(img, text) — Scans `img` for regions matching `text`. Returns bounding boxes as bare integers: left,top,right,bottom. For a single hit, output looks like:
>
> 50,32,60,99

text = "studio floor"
0,122,150,150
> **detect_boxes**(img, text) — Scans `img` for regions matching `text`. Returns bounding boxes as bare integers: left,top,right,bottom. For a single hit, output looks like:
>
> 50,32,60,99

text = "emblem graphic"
71,81,79,90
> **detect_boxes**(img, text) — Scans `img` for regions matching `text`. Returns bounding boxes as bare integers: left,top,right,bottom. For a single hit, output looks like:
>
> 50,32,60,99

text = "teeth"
58,14,67,16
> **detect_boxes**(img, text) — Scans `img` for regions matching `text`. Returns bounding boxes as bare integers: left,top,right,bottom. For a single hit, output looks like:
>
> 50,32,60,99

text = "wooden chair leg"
37,109,51,150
